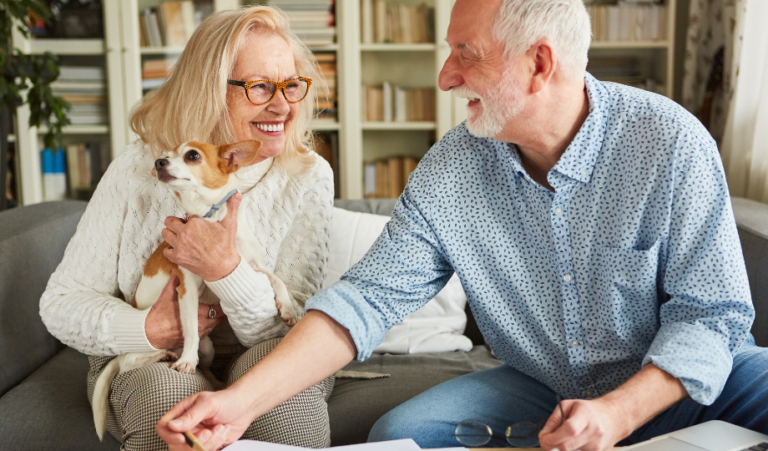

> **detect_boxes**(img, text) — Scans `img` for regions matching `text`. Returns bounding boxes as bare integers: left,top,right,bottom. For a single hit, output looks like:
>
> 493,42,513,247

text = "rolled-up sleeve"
642,130,754,405
306,165,454,361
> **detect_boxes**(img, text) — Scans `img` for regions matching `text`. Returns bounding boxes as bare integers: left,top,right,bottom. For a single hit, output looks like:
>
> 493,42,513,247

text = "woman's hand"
162,194,243,282
145,272,226,349
157,387,257,451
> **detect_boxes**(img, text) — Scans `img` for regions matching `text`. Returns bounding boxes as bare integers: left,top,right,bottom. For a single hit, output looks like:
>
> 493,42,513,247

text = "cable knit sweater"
39,141,334,356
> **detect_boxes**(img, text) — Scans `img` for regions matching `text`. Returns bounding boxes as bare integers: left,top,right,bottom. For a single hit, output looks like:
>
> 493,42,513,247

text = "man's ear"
528,39,557,94
219,140,263,172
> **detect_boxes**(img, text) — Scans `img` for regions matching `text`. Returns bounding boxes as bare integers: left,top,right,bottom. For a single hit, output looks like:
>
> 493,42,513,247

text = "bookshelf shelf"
363,121,436,130
590,41,670,50
28,39,105,55
312,120,340,131
140,46,186,55
307,44,339,52
49,125,111,135
360,43,436,52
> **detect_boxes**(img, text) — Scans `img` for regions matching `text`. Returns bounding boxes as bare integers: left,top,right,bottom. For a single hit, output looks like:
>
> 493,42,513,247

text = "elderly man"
156,0,768,450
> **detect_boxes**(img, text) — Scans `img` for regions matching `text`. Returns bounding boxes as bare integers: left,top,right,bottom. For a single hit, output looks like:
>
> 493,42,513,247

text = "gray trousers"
88,338,334,451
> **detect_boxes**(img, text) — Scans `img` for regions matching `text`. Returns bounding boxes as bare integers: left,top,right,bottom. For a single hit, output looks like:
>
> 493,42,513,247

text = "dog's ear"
219,140,262,172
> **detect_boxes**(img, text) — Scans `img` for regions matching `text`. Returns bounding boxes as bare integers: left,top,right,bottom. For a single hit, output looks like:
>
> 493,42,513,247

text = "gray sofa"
0,199,499,450
0,197,765,450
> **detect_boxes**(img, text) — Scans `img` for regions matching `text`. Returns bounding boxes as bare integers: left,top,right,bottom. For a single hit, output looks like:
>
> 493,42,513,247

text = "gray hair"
493,0,592,79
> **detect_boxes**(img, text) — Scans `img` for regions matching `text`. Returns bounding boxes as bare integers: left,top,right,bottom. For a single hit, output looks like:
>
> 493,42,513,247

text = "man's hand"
157,388,256,451
539,397,629,451
163,193,243,282
145,272,225,349
539,364,688,451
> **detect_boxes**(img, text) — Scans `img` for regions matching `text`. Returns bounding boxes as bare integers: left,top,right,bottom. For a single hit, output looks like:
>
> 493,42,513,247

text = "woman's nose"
267,88,291,114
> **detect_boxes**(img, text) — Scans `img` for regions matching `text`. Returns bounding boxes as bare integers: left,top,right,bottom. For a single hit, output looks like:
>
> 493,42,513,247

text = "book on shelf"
364,155,420,198
139,1,213,48
587,1,666,42
360,0,434,44
362,84,435,122
55,66,109,126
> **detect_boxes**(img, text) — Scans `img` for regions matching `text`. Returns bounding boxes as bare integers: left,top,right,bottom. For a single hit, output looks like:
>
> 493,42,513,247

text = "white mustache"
452,86,482,101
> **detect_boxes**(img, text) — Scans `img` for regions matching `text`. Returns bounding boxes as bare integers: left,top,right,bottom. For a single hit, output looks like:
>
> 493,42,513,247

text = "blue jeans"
368,339,768,448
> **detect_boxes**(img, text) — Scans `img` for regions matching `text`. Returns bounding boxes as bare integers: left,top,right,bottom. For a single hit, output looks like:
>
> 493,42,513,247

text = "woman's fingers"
220,193,242,232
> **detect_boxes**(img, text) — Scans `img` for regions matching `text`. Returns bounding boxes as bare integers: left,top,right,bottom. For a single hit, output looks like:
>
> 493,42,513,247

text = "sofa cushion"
326,207,473,354
0,201,87,397
0,347,120,450
329,346,502,445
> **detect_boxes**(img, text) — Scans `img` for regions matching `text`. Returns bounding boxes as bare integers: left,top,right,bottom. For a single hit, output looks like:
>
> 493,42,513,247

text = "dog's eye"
185,150,200,161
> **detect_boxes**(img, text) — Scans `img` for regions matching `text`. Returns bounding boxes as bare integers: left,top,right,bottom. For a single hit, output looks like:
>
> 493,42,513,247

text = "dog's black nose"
154,159,169,171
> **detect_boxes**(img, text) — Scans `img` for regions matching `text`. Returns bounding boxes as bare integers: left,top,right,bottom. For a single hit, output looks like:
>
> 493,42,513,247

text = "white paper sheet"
222,438,421,451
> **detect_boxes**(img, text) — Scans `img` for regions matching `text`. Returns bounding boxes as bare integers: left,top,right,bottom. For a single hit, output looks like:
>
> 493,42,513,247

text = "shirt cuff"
305,280,388,361
206,257,274,312
642,321,734,405
111,304,158,353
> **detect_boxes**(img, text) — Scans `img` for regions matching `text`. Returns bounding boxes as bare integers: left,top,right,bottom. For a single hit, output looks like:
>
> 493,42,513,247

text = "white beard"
453,66,524,138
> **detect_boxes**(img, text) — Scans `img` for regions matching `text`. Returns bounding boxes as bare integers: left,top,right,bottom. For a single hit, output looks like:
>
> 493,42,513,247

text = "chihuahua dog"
91,140,301,440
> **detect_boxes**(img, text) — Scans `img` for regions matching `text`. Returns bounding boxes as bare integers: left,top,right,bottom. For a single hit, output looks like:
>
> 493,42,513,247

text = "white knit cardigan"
39,141,334,356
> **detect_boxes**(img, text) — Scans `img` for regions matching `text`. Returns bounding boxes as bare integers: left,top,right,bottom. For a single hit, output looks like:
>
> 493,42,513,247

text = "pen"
184,431,209,451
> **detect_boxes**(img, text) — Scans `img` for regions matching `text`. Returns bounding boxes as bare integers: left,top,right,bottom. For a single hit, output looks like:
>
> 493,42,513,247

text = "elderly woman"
39,6,334,450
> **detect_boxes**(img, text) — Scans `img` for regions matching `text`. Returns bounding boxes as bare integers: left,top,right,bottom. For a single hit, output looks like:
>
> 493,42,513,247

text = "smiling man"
156,1,768,450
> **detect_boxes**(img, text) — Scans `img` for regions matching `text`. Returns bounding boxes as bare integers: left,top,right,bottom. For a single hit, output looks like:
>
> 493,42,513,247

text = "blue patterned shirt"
307,74,754,405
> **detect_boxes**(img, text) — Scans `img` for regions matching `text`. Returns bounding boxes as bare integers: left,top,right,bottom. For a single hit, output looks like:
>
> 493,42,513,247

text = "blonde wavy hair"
130,5,326,174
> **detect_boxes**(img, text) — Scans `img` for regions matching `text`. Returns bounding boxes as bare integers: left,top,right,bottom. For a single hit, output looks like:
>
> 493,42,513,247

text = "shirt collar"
550,73,609,184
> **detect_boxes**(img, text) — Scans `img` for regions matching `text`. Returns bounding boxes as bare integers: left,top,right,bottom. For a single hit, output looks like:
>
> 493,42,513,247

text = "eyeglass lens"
453,419,493,447
248,79,308,104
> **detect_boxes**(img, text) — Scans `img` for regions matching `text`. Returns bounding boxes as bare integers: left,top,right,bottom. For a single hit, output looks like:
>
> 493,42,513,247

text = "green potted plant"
1,0,70,211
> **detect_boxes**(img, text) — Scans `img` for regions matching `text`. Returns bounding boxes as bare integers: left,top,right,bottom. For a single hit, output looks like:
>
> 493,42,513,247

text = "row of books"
314,53,337,120
265,0,336,46
587,57,665,94
587,2,667,42
362,83,435,122
364,156,420,199
40,142,110,202
53,67,108,125
360,0,434,44
139,1,213,47
311,132,340,196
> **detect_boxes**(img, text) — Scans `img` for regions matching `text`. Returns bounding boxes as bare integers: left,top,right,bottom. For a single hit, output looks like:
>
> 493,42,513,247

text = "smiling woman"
130,6,327,174
38,5,336,451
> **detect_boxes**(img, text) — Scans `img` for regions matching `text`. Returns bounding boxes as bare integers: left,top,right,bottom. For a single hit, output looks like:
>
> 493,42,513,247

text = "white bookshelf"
11,0,676,205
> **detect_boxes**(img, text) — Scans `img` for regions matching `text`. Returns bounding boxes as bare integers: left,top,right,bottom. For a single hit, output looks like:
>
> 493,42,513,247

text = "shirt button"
554,207,563,216
570,339,580,347
580,171,586,177
563,274,572,282
585,388,595,398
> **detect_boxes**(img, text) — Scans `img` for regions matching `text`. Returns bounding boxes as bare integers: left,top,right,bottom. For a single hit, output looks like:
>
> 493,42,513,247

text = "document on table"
222,438,422,451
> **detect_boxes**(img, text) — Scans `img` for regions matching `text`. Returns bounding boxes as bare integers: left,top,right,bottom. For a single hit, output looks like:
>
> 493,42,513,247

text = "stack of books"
142,58,178,91
139,1,213,47
588,57,665,94
266,0,335,46
364,156,420,198
53,67,108,125
314,53,337,120
362,83,435,122
360,0,434,44
586,0,666,42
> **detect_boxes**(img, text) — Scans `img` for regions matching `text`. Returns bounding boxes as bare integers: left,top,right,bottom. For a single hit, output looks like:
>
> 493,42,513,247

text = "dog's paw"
162,351,179,361
277,299,300,327
171,357,198,374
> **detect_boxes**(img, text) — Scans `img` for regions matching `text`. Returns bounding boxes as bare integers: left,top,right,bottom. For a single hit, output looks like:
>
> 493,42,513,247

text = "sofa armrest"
0,201,87,396
731,197,768,347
